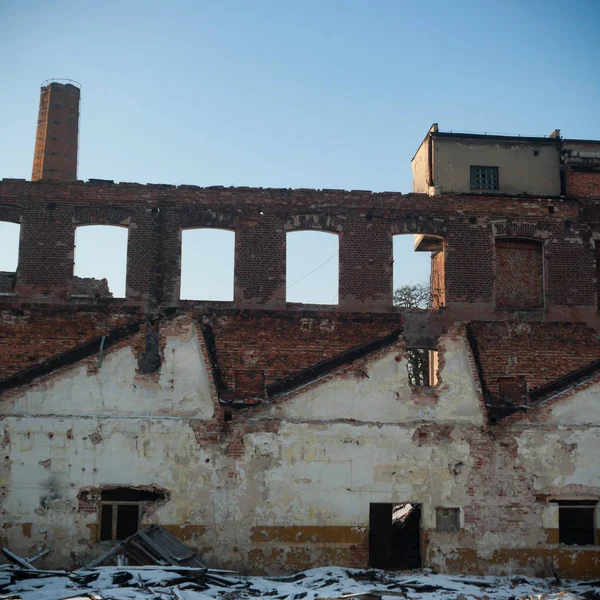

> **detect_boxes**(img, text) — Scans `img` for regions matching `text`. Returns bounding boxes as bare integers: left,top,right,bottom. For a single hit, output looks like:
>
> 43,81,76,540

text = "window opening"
470,166,499,190
406,349,438,387
180,229,235,301
74,225,128,298
0,222,20,294
369,503,421,569
286,230,338,304
99,488,165,542
394,234,442,309
555,500,597,546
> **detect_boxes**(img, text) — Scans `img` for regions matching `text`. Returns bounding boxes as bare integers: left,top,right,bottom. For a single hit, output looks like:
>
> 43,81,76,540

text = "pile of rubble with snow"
1,565,599,600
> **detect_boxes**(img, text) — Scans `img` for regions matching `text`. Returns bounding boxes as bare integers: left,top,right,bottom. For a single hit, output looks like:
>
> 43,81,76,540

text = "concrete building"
1,83,600,578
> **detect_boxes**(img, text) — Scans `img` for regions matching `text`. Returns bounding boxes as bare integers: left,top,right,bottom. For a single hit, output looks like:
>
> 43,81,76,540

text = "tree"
393,283,431,386
392,282,430,310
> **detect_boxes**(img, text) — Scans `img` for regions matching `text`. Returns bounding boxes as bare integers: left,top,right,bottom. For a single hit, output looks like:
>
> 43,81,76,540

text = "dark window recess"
99,488,165,541
470,166,499,190
369,503,421,569
557,500,597,546
436,507,460,532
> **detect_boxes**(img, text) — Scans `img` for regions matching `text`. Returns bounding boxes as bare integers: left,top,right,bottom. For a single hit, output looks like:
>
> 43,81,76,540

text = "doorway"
369,503,422,569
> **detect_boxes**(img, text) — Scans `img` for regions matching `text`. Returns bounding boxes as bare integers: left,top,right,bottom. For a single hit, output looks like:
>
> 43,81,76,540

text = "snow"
0,565,599,600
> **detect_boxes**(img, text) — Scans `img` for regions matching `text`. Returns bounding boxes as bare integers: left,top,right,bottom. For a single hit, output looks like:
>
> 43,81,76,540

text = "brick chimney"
32,81,80,181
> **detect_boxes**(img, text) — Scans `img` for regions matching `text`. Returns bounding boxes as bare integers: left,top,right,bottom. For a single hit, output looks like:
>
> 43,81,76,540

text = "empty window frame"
99,488,164,542
495,238,544,309
556,500,597,546
406,349,439,387
74,225,128,298
286,231,338,305
180,229,235,301
393,234,433,309
470,166,499,190
0,222,20,293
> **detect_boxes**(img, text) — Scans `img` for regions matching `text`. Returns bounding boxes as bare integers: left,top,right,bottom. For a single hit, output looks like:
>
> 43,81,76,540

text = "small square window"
436,507,460,532
470,166,499,190
556,500,597,546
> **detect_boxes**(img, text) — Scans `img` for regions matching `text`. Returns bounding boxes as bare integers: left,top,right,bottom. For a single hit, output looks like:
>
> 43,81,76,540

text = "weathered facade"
1,84,600,577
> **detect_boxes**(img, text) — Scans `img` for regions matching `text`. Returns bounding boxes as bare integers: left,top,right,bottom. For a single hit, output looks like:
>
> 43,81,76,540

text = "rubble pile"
1,528,599,600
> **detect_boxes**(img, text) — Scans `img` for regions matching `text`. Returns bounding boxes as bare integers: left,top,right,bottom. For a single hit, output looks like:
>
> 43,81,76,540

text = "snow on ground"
1,565,599,600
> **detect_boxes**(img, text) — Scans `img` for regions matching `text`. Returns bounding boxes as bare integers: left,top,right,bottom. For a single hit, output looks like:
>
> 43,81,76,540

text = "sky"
1,0,599,300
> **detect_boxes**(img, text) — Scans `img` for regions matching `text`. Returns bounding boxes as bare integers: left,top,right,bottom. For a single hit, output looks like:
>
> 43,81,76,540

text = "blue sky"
1,0,599,299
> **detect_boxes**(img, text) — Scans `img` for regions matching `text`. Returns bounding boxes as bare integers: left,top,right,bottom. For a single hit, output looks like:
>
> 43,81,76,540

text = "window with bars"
470,166,499,190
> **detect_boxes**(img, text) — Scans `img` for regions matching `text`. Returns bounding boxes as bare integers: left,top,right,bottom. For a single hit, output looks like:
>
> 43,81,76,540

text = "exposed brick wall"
0,307,140,379
566,170,600,199
495,239,543,309
467,321,600,401
0,180,597,320
71,276,112,297
202,311,403,399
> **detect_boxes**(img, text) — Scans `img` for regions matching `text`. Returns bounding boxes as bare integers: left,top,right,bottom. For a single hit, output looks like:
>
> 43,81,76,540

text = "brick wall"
467,321,600,401
203,310,404,398
0,180,597,322
495,239,543,309
0,306,140,378
566,170,600,199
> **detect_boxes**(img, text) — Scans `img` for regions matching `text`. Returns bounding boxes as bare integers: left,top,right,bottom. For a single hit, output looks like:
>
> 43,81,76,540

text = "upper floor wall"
0,178,599,324
412,125,562,196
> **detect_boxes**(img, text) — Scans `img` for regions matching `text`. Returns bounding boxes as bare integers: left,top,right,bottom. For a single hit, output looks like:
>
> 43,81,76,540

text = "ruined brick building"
1,81,600,577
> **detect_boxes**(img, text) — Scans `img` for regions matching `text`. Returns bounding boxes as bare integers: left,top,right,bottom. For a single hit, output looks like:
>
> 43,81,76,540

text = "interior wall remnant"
430,249,445,308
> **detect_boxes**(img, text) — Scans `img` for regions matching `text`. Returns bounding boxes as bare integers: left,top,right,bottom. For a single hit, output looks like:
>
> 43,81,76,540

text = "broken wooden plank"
1,548,38,570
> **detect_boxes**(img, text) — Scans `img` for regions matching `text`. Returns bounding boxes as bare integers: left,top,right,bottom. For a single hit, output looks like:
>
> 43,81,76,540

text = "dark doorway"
369,503,422,570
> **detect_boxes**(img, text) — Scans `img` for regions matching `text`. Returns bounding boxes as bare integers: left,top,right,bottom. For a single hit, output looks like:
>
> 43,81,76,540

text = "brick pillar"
16,199,75,298
32,82,80,181
338,217,392,312
234,215,286,308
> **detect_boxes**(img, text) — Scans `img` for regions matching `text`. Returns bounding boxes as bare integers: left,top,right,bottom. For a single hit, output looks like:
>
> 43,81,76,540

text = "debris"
0,547,50,571
0,564,598,600
84,525,207,571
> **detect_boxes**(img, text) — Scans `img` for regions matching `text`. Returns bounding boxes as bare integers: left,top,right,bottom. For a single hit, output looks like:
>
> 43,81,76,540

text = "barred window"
470,166,499,190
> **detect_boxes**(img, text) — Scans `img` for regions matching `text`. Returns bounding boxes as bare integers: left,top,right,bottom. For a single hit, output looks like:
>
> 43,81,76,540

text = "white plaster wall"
2,323,600,572
434,137,561,196
0,321,214,419
268,334,484,426
543,380,600,425
411,139,430,193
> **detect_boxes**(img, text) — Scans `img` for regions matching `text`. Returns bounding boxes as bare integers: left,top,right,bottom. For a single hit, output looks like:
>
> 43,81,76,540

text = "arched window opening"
74,226,128,298
180,229,235,301
406,349,439,387
286,231,339,305
495,238,543,309
0,222,20,294
393,234,443,309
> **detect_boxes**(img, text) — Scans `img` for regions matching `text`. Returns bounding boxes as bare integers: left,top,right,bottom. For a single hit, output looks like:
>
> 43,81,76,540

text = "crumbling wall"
1,179,597,324
1,322,599,577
